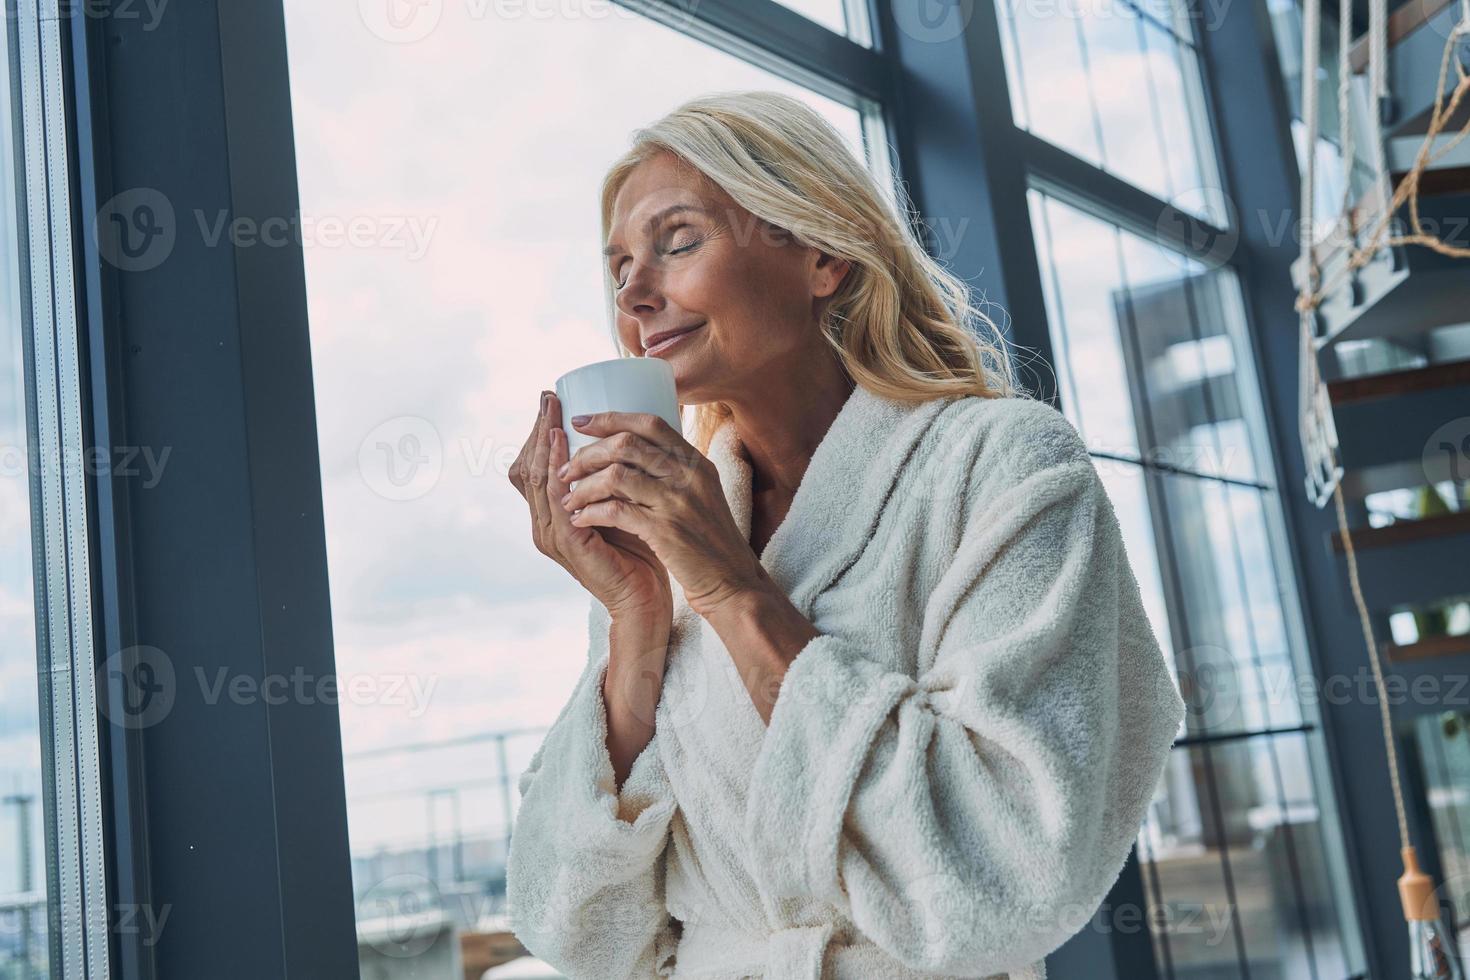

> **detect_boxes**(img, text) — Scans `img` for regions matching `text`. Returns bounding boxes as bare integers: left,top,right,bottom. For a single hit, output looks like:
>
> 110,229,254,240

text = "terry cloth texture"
506,384,1187,979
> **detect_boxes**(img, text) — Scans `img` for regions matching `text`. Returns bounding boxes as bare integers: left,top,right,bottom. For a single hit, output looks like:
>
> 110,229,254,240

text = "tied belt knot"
674,919,836,979
672,919,1050,980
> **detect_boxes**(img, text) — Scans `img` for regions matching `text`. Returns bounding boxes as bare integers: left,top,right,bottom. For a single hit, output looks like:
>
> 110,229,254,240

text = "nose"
614,256,664,319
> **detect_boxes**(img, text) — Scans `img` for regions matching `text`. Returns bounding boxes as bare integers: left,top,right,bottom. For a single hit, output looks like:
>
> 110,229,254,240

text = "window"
4,4,110,977
995,0,1227,224
283,0,886,961
772,0,871,44
1,15,48,971
1029,189,1363,978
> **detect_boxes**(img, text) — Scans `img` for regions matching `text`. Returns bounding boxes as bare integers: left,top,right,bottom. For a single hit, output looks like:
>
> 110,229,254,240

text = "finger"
568,410,682,449
568,497,650,537
561,460,662,514
527,392,553,531
509,400,540,497
544,398,580,535
562,430,678,485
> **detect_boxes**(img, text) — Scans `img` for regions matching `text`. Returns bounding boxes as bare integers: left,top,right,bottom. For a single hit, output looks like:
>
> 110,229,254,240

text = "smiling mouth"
644,322,705,356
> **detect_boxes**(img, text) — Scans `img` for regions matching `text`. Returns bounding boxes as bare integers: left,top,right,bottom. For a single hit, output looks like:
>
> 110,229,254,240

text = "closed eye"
614,235,703,289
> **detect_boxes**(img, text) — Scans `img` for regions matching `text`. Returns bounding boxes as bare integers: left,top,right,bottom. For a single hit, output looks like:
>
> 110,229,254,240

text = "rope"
1338,0,1356,225
1294,0,1470,875
1301,0,1320,292
1298,0,1341,506
1368,0,1389,199
1331,477,1413,851
1295,20,1470,316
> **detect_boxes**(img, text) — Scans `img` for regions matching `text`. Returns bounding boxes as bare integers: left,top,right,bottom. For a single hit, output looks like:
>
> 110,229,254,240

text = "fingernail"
557,462,569,478
559,492,571,506
570,414,591,426
540,392,550,412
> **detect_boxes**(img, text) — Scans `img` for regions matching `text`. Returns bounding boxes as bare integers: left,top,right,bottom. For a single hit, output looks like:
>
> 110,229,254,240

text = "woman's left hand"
557,411,769,618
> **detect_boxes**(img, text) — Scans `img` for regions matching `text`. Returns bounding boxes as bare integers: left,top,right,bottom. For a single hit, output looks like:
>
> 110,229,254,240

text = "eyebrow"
602,204,707,258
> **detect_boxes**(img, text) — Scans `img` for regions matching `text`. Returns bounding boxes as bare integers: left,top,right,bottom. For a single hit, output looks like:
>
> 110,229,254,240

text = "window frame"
65,1,358,976
8,1,112,976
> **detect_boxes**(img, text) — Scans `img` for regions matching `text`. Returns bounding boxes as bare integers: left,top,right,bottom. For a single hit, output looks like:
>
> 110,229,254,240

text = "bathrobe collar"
700,382,954,617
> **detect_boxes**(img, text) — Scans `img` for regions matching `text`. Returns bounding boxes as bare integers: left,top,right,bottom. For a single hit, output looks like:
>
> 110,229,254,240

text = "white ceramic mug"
554,356,681,457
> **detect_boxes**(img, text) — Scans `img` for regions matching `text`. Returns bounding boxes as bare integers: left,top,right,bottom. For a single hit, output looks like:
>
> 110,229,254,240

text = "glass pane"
1139,733,1356,979
1159,473,1305,734
283,1,879,968
772,0,870,44
1414,710,1470,959
997,0,1226,223
1031,190,1264,482
1027,189,1141,457
1115,235,1260,483
0,9,49,973
1095,459,1175,664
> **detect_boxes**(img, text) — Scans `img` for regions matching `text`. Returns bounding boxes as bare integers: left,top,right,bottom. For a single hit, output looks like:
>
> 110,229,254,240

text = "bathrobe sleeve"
506,596,681,979
742,403,1187,976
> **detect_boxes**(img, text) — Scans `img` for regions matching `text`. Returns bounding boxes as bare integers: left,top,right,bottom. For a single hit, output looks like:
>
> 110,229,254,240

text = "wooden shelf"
1388,633,1470,661
1328,358,1470,404
1347,0,1456,74
1330,510,1470,552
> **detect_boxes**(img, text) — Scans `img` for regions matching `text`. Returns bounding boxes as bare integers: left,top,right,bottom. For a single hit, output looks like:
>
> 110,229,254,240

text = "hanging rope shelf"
1295,0,1470,975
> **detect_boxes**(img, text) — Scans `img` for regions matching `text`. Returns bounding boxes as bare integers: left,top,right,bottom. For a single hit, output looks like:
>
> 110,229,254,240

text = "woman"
505,90,1185,980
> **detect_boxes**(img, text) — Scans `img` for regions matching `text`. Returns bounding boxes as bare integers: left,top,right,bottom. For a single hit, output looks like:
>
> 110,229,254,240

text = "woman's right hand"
510,390,673,625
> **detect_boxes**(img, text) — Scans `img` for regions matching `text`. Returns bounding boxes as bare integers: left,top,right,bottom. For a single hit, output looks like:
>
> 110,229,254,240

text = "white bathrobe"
506,383,1187,980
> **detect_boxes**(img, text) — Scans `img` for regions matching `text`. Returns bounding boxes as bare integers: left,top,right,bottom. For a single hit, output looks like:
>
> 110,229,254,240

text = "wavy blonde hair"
599,90,1024,453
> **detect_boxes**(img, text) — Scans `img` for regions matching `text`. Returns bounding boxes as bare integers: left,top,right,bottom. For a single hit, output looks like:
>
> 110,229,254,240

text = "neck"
722,354,854,497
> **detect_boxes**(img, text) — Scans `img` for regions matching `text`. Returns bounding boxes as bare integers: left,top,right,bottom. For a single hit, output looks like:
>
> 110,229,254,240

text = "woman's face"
605,150,847,405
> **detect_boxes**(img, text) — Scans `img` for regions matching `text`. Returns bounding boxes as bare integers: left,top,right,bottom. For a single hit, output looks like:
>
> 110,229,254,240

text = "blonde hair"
599,89,1025,453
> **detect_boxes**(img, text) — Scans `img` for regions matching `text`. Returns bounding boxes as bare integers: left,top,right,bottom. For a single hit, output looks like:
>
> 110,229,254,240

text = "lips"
643,322,705,355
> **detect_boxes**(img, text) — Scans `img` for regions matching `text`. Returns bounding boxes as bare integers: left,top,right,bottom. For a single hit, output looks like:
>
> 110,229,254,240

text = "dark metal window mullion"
1173,722,1317,749
1087,448,1274,489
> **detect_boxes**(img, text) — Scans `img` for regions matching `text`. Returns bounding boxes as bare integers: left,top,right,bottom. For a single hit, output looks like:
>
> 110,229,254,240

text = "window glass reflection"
1030,183,1361,976
0,14,48,970
998,0,1226,223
